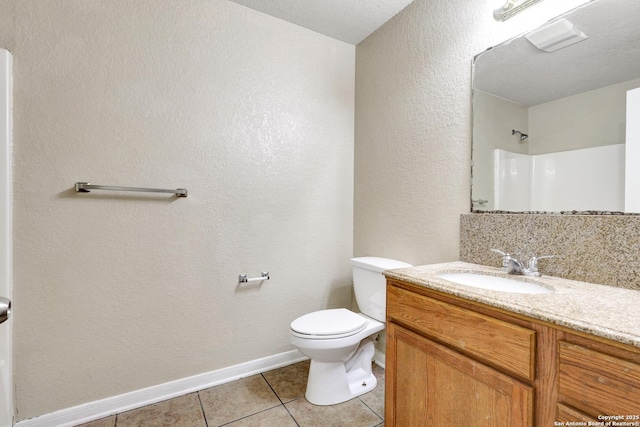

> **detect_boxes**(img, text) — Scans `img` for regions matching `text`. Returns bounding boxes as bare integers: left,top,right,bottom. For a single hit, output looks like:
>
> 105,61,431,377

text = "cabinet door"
386,322,534,427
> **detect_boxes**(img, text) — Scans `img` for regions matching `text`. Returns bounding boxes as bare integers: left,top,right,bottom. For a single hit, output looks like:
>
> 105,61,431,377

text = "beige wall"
529,77,640,154
0,0,355,420
354,0,526,264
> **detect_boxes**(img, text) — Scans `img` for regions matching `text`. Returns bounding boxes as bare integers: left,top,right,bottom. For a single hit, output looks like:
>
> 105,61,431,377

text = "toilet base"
304,336,378,405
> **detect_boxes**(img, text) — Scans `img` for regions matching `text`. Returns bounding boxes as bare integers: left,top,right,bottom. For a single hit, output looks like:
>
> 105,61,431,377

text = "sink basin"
437,272,553,294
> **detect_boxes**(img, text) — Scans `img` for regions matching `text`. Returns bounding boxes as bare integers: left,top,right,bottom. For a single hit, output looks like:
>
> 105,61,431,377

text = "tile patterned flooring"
76,361,384,427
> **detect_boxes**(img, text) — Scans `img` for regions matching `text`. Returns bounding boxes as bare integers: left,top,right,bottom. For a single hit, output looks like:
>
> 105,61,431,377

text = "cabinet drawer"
558,341,640,416
387,285,535,381
556,403,598,423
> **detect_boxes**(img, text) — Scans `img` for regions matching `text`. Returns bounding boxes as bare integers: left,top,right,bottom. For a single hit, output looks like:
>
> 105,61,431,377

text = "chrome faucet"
506,257,527,275
527,255,557,275
491,249,556,277
489,248,512,272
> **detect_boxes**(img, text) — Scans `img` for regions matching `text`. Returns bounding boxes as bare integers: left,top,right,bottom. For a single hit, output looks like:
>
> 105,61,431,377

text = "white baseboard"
15,350,307,427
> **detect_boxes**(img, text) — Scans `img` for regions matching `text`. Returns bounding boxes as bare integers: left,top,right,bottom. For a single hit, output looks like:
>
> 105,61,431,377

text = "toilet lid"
290,308,367,337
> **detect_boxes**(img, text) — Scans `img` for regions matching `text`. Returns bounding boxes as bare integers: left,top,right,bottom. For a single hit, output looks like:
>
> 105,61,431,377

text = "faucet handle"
527,255,557,274
490,248,512,271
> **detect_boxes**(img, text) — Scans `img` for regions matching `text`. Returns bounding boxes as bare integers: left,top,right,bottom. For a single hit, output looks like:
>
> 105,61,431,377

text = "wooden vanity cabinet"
386,279,640,427
386,282,536,426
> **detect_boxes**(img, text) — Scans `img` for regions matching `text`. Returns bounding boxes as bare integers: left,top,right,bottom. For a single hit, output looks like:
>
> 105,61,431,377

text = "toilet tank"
351,257,412,322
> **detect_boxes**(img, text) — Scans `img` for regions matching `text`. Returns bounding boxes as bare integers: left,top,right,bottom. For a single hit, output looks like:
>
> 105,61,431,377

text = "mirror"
471,0,640,213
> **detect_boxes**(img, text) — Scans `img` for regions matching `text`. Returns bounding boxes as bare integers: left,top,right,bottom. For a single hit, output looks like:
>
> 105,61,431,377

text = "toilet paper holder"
239,272,269,283
0,297,10,324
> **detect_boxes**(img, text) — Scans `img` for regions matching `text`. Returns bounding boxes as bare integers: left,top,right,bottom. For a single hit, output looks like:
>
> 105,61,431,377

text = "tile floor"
75,361,384,427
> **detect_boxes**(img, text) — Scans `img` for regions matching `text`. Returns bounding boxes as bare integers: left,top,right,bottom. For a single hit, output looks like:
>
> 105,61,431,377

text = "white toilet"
290,256,412,406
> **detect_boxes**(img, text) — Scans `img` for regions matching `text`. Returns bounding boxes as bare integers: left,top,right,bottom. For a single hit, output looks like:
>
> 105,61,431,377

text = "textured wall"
528,77,640,155
0,0,354,420
353,0,528,265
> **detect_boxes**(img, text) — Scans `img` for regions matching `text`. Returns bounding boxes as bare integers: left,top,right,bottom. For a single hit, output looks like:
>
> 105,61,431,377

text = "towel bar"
75,182,187,197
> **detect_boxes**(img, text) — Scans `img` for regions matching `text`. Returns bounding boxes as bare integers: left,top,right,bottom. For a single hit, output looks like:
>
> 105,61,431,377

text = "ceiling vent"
525,18,588,52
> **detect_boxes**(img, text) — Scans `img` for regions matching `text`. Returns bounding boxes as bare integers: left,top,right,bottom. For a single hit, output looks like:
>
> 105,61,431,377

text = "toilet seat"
290,308,368,339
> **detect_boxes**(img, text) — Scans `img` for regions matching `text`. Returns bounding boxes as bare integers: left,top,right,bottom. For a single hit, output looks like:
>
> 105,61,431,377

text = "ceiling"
227,0,415,45
474,0,640,106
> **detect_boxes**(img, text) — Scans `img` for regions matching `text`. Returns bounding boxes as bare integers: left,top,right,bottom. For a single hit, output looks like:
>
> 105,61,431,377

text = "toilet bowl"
290,257,412,406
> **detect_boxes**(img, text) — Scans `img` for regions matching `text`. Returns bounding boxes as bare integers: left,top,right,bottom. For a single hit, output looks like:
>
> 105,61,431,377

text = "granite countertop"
384,261,640,348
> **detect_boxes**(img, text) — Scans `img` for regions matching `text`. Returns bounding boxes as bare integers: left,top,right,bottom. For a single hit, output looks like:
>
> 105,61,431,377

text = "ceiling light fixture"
493,0,544,21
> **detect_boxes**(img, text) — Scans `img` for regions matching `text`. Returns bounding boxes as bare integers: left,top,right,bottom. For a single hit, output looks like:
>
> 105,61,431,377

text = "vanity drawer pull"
387,285,536,381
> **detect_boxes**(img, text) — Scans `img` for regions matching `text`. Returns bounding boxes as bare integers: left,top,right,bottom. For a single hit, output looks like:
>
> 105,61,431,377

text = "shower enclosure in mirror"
471,0,640,213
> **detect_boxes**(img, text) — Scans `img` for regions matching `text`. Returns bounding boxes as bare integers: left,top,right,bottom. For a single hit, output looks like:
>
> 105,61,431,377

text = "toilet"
290,256,412,406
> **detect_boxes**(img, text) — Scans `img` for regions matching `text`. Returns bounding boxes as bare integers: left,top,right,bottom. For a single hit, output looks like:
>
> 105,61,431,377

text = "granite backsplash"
460,213,640,291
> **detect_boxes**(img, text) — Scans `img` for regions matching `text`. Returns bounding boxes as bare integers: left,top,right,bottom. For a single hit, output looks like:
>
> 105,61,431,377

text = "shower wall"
627,87,640,212
0,0,355,421
494,144,625,211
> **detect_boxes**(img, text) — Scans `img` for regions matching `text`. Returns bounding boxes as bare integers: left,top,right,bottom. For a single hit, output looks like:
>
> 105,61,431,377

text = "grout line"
260,371,303,426
261,373,285,405
281,398,301,427
260,373,301,426
216,404,287,427
358,397,384,423
195,392,209,427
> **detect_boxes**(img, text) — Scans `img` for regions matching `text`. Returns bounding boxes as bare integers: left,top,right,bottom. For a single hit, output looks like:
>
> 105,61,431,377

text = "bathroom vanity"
384,262,640,426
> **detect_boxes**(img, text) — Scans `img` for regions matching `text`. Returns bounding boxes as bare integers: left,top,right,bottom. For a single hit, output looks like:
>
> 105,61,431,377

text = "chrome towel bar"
75,182,187,197
239,272,269,283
